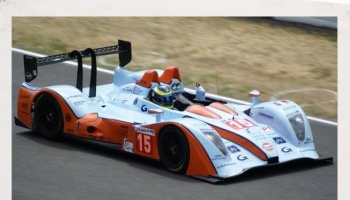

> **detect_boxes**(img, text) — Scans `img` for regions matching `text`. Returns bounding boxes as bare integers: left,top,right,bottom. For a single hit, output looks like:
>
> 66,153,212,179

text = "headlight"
289,113,305,141
202,131,228,156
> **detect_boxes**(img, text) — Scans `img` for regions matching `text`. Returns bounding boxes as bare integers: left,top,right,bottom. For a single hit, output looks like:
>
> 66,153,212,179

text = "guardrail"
274,17,337,29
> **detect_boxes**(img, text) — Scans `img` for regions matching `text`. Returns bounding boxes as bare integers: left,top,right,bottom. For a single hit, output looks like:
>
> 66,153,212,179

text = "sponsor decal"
283,105,297,111
211,154,227,161
273,102,282,106
19,111,30,115
123,138,133,153
97,136,105,141
132,86,143,94
254,106,265,109
226,118,256,130
21,102,28,109
304,138,314,144
141,105,148,112
67,129,74,134
258,112,274,120
281,147,293,153
217,163,236,169
199,128,215,132
135,127,155,136
227,145,240,153
281,100,289,104
286,110,300,118
301,149,316,153
246,128,268,140
251,135,268,141
65,113,72,122
66,94,83,100
88,135,97,140
262,126,273,132
246,127,261,134
122,86,133,92
20,95,30,99
272,137,286,144
237,155,249,161
73,100,86,106
262,142,274,151
273,100,289,106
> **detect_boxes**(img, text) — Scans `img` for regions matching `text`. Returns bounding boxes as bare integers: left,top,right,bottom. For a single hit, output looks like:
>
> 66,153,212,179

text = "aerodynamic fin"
23,40,132,97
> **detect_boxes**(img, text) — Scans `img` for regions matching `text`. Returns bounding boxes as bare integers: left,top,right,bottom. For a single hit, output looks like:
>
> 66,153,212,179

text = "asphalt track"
12,51,337,200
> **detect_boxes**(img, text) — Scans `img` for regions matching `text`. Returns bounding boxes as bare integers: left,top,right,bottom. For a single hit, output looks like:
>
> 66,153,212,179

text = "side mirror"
147,109,164,122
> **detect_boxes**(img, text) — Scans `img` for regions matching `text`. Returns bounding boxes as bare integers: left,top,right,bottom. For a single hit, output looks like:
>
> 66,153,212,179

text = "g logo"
141,105,148,112
237,155,249,161
282,147,293,153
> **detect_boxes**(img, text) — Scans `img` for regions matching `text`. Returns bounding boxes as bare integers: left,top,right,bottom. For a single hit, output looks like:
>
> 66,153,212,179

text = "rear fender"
16,83,91,129
16,83,40,129
45,85,92,118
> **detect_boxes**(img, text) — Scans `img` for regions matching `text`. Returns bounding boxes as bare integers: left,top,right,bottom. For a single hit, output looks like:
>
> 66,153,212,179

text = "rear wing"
23,39,131,97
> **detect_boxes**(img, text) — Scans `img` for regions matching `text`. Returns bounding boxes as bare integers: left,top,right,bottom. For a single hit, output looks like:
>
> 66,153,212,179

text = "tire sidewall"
34,93,63,140
159,126,190,174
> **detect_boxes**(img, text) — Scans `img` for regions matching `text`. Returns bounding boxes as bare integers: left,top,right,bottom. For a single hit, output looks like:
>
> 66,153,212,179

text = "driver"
149,85,174,109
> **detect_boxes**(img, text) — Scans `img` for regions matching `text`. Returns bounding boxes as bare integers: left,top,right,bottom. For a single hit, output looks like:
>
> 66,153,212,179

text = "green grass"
12,17,337,121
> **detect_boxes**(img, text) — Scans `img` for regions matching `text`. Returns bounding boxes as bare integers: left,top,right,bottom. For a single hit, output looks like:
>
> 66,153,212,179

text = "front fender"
250,100,318,158
169,118,244,178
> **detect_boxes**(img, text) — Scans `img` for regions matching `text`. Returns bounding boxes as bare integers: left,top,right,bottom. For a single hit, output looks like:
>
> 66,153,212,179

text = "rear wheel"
159,126,190,174
34,93,63,140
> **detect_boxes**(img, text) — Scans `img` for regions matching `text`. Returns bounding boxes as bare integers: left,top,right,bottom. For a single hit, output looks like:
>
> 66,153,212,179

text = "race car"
15,39,333,183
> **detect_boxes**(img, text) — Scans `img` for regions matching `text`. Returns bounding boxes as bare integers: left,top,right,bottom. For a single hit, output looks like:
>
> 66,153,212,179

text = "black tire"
34,93,63,140
158,126,190,174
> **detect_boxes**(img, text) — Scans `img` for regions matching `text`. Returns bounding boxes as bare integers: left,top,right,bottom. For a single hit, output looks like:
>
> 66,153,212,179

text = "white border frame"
1,0,349,199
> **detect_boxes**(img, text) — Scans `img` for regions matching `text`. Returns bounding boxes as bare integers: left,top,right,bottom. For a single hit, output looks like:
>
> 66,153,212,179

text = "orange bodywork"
16,85,132,145
16,85,218,178
185,104,222,119
136,70,160,88
213,126,268,161
209,102,238,115
159,66,181,84
124,122,217,177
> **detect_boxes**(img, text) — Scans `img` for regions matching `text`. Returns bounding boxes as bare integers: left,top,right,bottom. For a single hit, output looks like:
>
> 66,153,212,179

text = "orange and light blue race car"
15,40,333,183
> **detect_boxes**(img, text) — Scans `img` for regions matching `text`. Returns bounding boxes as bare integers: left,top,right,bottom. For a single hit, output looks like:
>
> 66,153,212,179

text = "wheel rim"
159,127,189,174
163,134,183,165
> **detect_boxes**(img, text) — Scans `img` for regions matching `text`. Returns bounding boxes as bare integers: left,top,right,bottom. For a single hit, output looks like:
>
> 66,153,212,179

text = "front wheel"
34,93,63,140
158,126,190,174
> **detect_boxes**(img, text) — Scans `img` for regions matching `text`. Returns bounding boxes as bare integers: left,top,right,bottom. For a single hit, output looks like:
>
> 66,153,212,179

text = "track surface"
12,51,337,200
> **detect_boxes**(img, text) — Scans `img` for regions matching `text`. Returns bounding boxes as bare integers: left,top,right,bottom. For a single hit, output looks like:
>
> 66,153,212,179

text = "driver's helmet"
150,85,174,109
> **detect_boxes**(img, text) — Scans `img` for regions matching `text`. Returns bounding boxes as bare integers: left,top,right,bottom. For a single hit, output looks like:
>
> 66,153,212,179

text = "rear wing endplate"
23,39,131,97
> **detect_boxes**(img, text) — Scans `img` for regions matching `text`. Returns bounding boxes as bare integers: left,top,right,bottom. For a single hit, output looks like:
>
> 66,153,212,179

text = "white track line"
12,47,338,126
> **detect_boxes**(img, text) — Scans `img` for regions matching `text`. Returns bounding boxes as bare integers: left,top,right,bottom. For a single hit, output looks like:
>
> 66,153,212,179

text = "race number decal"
226,119,256,130
135,127,155,154
136,134,153,154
